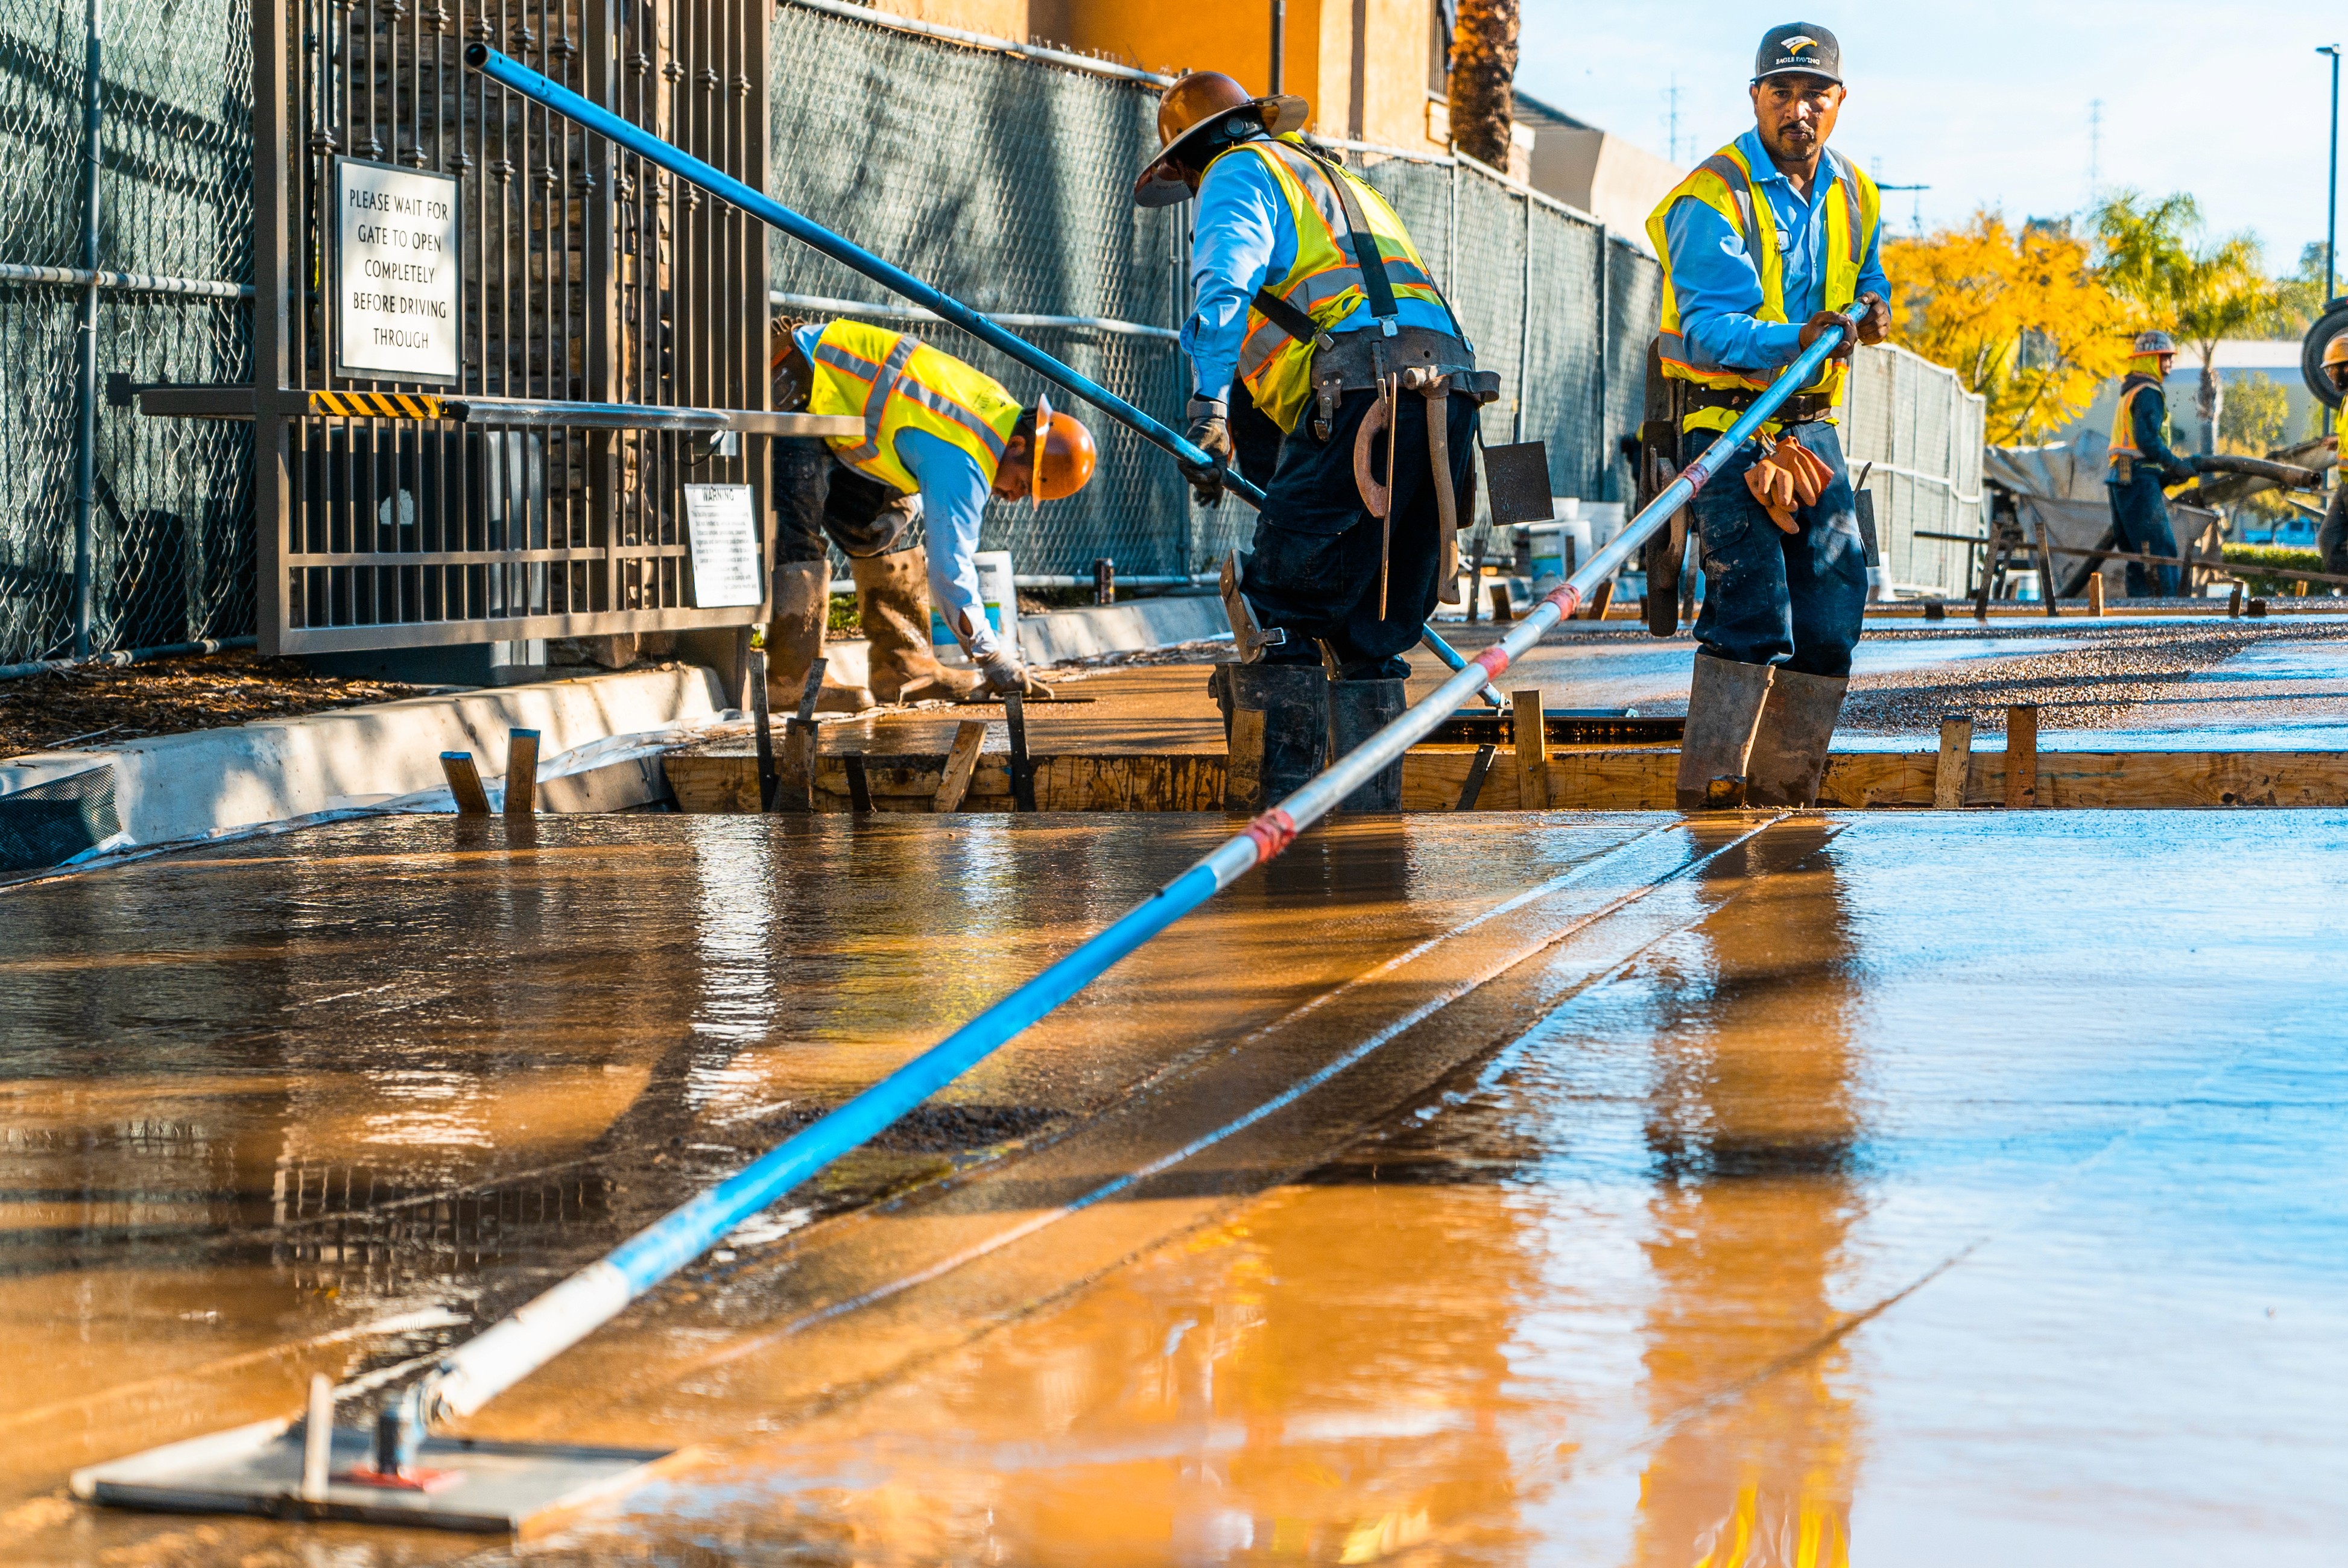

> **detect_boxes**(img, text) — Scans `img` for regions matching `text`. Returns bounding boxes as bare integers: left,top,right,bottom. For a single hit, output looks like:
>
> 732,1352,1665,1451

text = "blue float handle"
417,46,1865,1428
460,45,1265,508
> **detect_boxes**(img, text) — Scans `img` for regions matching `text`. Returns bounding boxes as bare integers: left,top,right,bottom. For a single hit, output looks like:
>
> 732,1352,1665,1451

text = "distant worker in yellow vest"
1647,22,1890,811
2104,330,2197,598
1138,69,1484,753
2317,334,2348,579
766,318,1096,708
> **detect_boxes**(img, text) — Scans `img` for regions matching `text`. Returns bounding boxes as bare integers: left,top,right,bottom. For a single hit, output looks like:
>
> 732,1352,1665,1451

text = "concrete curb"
0,664,727,850
1018,594,1224,663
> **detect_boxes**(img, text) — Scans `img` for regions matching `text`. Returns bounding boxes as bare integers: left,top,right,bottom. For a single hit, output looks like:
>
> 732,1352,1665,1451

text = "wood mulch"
0,651,428,759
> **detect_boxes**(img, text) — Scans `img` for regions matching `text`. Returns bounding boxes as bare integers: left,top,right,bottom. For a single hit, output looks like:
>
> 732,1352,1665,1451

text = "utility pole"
2321,46,2341,304
1666,74,1680,163
1270,0,1284,95
2086,98,2102,212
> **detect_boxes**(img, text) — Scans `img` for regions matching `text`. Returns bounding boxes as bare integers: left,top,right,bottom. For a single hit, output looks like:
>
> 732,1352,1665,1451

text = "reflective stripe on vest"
1643,142,1880,432
805,319,1021,494
1217,138,1451,433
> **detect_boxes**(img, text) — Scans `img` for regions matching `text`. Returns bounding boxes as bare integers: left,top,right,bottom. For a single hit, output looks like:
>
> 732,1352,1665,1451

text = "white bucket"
929,549,1019,665
1581,501,1627,553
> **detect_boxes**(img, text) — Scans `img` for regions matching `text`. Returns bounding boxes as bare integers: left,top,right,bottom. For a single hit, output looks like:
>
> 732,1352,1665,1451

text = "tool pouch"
2112,452,2134,485
1308,326,1487,441
1638,336,1690,638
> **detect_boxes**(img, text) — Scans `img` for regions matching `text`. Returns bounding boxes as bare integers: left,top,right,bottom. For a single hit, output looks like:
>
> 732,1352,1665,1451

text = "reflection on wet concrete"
8,811,2348,1564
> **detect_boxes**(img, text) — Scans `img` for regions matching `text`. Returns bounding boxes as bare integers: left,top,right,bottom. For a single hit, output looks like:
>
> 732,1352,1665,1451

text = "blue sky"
1518,2,2341,274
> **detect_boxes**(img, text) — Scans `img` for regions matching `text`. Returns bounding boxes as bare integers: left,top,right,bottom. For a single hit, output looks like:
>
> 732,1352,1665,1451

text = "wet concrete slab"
6,811,2346,1563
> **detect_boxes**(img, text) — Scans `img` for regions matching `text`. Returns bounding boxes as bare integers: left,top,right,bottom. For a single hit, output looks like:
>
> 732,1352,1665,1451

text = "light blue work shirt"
1660,128,1890,374
1179,139,1457,405
794,321,1003,660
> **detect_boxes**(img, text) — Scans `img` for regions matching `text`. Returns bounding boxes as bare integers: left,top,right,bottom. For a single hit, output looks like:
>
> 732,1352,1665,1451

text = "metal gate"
139,0,834,654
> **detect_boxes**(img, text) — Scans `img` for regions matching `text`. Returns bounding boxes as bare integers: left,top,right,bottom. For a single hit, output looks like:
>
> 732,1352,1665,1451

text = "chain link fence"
1837,342,1987,597
0,0,1669,662
0,0,255,666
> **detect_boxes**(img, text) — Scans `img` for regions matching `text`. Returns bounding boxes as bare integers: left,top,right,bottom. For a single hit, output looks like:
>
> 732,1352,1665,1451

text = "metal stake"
72,0,101,660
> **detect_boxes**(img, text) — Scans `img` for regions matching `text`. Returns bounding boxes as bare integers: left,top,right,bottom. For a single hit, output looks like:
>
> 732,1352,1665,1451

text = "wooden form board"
665,744,2348,815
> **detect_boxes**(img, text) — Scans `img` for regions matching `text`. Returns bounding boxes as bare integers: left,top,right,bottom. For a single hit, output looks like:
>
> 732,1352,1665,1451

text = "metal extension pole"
463,45,1266,508
1270,0,1285,94
398,306,1867,1436
2325,45,2342,303
71,0,101,660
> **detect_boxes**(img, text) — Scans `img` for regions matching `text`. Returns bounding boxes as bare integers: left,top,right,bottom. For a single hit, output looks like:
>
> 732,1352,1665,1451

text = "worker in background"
765,318,1096,709
2104,330,2195,599
1138,71,1483,723
1647,22,1889,811
2317,335,2348,580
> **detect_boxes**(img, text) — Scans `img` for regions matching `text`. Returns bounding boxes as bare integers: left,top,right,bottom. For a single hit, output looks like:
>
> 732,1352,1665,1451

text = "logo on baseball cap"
1754,22,1842,86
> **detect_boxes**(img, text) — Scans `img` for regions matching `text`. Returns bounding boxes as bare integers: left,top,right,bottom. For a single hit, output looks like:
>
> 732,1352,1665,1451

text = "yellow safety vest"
2108,376,2164,465
805,319,1022,495
1217,136,1451,434
1644,142,1881,433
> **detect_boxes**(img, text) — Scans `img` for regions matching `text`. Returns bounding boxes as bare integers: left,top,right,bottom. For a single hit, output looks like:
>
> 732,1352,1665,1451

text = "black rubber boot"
1745,669,1849,808
1226,663,1329,812
1326,677,1407,812
1674,654,1775,811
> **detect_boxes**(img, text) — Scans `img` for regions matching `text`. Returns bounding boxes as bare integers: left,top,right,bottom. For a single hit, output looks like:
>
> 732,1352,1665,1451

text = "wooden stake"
1511,689,1550,809
2228,581,2244,618
2087,572,2106,616
1934,714,1973,808
932,719,988,813
843,753,874,813
503,729,540,816
440,751,492,815
1490,582,1513,623
2002,704,2038,808
1585,578,1616,621
777,657,826,814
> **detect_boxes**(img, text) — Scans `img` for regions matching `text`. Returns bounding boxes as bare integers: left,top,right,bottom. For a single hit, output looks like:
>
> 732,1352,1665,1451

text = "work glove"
1179,395,1233,508
1743,432,1834,533
1797,309,1858,363
978,652,1052,700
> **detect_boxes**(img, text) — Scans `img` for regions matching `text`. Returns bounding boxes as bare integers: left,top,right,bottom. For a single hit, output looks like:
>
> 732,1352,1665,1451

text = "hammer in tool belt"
1351,366,1464,622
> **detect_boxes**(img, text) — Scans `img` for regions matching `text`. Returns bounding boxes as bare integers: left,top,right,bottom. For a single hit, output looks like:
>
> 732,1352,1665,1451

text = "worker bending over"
767,318,1096,708
1649,22,1889,809
2316,335,2348,580
1139,72,1486,711
2104,330,2195,599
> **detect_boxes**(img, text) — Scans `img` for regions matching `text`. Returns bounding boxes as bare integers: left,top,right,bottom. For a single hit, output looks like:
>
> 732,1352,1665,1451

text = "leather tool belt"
1683,384,1834,425
1309,324,1495,441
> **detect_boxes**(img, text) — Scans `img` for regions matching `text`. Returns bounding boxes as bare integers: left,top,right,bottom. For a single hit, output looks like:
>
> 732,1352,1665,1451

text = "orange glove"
1742,432,1834,533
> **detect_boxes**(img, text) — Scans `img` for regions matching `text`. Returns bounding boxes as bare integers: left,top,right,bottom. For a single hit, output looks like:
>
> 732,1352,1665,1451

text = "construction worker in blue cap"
1646,21,1890,811
2104,330,2196,598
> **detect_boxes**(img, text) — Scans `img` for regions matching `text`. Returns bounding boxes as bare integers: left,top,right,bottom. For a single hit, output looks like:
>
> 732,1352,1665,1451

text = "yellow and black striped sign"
306,389,446,420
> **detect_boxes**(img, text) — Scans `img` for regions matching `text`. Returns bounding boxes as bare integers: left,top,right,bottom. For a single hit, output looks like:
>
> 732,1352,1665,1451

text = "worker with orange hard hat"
2106,329,2195,599
2319,332,2348,579
768,317,1096,706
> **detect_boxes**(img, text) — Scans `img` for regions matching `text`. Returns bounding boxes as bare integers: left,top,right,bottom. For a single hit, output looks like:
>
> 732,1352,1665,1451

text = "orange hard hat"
1134,70,1308,208
2323,333,2348,371
1029,392,1097,505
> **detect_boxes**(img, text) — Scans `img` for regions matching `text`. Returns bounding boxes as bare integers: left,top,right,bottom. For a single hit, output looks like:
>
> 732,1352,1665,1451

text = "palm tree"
1448,0,1517,169
2095,191,2286,452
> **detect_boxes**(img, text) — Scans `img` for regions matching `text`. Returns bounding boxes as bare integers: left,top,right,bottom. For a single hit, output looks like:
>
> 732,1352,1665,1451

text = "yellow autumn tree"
1884,210,2136,446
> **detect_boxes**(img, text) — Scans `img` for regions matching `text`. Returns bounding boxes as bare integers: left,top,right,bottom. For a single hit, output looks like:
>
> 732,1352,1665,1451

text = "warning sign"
334,158,461,384
683,484,764,608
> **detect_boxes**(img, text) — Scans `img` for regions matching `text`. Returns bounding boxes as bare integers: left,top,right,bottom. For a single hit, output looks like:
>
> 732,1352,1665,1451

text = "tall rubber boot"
1674,653,1775,810
1326,678,1407,812
764,560,875,714
852,548,983,704
1225,663,1327,812
1745,669,1849,808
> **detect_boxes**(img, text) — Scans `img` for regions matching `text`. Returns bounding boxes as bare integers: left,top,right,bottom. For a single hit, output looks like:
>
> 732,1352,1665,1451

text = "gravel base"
1841,619,2348,735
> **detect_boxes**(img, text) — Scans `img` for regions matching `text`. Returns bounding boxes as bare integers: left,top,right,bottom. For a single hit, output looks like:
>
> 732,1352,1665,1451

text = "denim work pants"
772,444,918,565
2106,471,2180,598
1685,419,1867,677
1245,386,1480,680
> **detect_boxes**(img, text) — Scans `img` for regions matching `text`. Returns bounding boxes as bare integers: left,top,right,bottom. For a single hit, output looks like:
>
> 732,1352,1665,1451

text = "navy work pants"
1685,419,1867,677
773,443,917,565
2106,471,2180,598
1245,387,1479,680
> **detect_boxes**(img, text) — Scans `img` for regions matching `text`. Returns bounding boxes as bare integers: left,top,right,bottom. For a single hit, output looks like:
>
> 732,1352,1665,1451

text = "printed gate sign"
333,159,461,384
